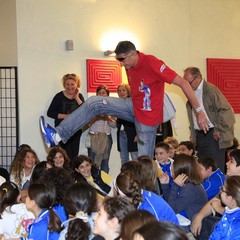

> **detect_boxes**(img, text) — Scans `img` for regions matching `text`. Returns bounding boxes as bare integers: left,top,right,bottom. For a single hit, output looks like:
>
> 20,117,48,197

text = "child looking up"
210,176,240,239
155,142,173,185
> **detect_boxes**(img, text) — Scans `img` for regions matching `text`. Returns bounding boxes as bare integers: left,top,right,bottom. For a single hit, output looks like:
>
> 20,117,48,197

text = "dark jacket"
117,119,138,152
73,166,111,196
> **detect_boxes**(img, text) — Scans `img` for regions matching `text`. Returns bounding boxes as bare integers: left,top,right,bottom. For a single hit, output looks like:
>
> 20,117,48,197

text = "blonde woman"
47,73,85,160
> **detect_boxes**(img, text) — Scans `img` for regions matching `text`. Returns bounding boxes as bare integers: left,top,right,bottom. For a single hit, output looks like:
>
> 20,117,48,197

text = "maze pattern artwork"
87,59,122,93
207,58,240,113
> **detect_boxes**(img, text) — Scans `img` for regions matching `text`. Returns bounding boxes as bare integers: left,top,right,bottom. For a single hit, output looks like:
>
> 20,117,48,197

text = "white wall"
0,0,17,65
1,0,240,177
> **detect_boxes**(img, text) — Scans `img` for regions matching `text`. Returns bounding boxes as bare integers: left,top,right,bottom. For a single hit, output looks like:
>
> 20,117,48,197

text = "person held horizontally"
40,41,209,158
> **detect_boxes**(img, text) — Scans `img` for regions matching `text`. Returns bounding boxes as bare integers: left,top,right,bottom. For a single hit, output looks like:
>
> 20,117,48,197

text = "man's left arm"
172,75,209,133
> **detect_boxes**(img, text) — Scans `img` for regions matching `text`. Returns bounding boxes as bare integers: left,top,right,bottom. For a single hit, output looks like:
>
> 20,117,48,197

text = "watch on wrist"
195,107,202,113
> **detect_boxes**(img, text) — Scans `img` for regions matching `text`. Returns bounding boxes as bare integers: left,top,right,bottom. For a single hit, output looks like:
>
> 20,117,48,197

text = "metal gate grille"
0,67,18,170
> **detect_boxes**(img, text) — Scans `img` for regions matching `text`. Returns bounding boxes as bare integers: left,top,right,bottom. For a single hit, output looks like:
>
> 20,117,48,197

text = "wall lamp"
104,50,115,57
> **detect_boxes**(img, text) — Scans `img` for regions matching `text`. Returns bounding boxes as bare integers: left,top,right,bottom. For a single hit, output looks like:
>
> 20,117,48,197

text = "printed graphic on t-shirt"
139,80,152,111
15,214,34,237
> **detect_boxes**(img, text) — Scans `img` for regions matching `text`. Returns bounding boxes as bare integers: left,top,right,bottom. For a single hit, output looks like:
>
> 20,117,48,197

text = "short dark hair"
114,41,136,55
230,149,240,166
198,157,217,171
103,196,135,223
155,142,170,152
179,141,195,156
96,85,110,96
134,221,188,240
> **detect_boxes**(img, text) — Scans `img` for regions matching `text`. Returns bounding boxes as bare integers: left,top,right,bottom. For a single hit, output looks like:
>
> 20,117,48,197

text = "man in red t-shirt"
40,41,209,158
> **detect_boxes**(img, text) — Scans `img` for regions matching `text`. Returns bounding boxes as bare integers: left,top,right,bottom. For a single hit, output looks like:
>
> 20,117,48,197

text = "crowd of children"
0,137,240,240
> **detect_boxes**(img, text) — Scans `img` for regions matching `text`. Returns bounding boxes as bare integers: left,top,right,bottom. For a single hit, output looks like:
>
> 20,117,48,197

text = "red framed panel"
207,58,240,113
87,59,122,93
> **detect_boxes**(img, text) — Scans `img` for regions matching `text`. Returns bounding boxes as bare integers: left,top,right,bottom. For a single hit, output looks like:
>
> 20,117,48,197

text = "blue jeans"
56,96,158,157
119,130,138,165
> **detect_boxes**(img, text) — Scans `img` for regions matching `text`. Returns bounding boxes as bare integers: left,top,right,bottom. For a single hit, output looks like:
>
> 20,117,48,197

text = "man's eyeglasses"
116,51,135,62
189,76,198,85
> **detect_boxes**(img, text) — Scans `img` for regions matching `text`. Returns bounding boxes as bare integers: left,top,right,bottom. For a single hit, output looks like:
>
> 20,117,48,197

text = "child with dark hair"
59,182,97,240
198,157,226,200
47,146,71,169
161,154,208,223
209,176,240,239
93,196,135,240
38,167,74,223
191,149,240,239
71,155,112,198
133,221,188,240
115,171,179,225
120,210,157,240
178,141,196,156
30,161,52,185
23,183,62,240
0,182,34,239
155,142,174,185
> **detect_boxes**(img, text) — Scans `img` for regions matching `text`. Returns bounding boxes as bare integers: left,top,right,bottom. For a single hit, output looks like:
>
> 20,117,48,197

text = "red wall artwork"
207,58,240,113
87,59,122,93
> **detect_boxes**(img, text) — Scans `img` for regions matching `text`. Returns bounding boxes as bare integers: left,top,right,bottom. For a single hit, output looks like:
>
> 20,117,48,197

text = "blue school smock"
21,209,60,240
138,189,179,225
209,207,240,240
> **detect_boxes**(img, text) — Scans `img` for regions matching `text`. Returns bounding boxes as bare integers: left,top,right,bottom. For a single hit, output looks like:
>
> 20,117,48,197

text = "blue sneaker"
39,116,58,148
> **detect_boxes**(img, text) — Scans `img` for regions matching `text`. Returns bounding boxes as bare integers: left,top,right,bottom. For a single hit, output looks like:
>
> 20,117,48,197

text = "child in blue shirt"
198,157,226,200
210,175,240,239
22,183,62,240
155,142,174,185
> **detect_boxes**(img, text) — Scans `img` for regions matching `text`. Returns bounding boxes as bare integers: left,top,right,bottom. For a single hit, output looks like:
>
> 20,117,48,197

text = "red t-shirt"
127,52,177,126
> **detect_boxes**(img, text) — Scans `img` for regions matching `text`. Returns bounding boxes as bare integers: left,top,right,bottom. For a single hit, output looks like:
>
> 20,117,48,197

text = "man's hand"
196,111,209,133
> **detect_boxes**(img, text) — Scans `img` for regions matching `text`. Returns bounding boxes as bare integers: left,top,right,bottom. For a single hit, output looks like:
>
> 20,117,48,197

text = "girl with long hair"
10,148,40,190
114,171,178,225
59,182,97,240
24,183,62,240
161,154,208,222
0,182,34,239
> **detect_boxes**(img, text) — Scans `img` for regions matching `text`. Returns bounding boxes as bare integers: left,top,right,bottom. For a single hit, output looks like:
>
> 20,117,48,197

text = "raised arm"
172,75,209,133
